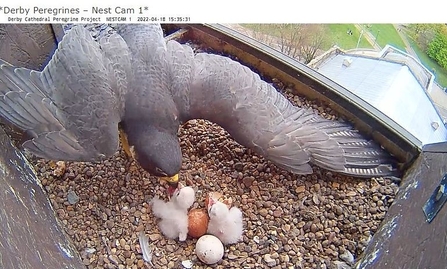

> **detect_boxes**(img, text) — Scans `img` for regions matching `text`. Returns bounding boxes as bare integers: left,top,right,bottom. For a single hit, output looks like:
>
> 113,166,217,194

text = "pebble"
67,190,80,205
340,250,355,264
264,254,277,267
273,209,282,218
149,234,161,241
333,261,352,269
234,162,244,171
296,185,306,193
136,259,144,267
259,208,268,217
159,257,168,265
181,260,194,268
242,176,255,188
282,224,291,232
227,254,238,260
280,254,290,263
109,255,120,265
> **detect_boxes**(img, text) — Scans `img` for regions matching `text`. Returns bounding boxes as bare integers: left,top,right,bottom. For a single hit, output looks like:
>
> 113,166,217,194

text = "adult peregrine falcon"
0,24,397,187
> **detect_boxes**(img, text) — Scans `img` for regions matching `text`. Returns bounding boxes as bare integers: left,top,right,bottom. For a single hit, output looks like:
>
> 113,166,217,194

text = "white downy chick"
207,198,243,245
151,183,195,241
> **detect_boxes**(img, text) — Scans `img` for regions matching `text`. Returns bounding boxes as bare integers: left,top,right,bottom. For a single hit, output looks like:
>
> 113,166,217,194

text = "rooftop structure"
309,45,447,146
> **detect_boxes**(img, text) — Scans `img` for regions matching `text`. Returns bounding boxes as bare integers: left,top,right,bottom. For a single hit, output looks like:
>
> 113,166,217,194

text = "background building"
309,45,447,145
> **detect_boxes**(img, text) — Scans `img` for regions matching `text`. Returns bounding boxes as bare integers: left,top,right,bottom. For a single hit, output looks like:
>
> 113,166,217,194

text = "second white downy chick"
151,184,195,241
207,198,244,245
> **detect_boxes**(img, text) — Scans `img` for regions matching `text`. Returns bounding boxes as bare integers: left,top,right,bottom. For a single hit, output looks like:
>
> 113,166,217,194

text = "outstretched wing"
0,26,131,161
186,52,396,177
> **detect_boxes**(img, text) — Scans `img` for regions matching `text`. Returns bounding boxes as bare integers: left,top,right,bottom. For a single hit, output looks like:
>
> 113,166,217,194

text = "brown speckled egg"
188,208,209,238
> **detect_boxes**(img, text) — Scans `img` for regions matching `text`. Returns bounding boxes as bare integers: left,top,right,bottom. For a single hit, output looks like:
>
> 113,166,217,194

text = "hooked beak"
207,196,216,209
161,174,179,187
161,174,179,196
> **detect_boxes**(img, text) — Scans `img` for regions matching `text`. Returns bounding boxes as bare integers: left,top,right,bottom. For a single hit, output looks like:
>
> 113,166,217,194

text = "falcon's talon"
119,127,134,159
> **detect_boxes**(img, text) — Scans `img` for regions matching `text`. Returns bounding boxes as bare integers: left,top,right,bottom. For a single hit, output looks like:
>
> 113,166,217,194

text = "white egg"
195,235,224,264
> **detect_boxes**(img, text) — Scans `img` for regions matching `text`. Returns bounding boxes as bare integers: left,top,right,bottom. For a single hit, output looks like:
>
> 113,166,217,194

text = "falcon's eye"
155,167,167,176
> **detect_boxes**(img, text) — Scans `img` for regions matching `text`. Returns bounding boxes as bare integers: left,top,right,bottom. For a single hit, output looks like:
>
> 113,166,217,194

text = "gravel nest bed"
29,44,400,269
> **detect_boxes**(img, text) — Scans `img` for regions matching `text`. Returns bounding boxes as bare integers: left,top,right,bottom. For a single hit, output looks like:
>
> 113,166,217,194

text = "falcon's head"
125,124,182,188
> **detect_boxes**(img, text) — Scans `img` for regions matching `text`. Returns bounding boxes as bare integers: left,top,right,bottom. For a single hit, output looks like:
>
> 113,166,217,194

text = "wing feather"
0,26,130,161
187,52,397,177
